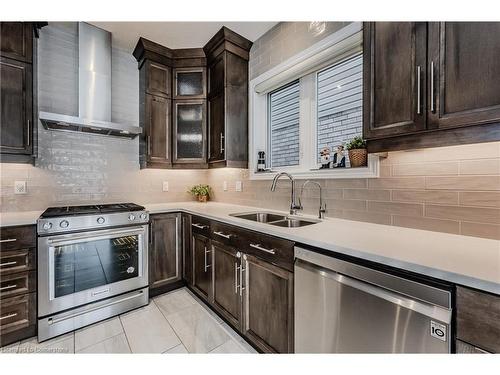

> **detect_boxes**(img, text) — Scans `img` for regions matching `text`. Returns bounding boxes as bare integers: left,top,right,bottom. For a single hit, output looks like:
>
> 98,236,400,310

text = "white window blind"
317,53,363,162
269,80,300,168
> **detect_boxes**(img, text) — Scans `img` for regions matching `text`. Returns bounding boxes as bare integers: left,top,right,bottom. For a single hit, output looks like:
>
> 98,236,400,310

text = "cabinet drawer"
457,286,500,353
211,221,235,247
0,292,36,335
191,215,211,235
0,225,36,251
0,249,35,275
0,270,35,299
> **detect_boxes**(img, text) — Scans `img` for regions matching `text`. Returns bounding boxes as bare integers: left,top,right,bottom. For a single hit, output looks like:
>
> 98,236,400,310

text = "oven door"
38,225,148,317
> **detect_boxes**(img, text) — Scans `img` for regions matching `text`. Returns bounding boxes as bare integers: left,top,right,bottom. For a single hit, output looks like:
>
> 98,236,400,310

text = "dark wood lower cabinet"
192,233,212,301
456,340,489,354
149,213,181,296
212,241,241,329
242,254,294,353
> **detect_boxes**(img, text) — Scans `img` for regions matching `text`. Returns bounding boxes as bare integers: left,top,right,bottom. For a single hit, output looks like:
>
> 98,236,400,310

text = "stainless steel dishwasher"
294,247,452,353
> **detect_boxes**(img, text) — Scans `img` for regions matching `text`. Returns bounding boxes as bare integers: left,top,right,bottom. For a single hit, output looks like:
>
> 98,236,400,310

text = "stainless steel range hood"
39,23,141,138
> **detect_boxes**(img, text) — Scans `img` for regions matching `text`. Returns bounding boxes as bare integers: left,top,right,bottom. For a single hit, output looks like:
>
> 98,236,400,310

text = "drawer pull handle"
0,238,17,243
214,231,232,239
192,223,208,229
0,312,18,321
0,261,18,268
0,284,18,291
250,243,276,255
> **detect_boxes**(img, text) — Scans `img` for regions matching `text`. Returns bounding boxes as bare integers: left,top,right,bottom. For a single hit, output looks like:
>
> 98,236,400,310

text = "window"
316,53,363,163
250,22,378,179
268,80,300,168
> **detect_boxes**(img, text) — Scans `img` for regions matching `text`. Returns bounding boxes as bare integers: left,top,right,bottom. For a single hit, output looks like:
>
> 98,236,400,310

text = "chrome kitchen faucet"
270,172,302,215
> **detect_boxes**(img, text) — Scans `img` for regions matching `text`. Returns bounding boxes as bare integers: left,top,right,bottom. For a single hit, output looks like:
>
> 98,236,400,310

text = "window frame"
249,22,379,180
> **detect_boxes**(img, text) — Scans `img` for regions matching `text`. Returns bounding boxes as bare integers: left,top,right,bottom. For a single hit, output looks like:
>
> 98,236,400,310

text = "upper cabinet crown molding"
203,26,252,61
133,37,174,68
364,22,500,153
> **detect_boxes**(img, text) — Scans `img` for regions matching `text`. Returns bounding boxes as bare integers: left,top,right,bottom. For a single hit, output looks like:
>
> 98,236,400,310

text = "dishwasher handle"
296,259,452,324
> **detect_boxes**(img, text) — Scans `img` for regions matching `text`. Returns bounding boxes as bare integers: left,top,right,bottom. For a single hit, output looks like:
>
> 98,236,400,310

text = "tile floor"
1,288,256,354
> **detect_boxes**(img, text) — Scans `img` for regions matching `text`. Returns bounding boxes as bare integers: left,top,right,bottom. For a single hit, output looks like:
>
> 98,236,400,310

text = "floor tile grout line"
152,298,187,353
118,315,133,354
73,317,125,353
75,331,126,353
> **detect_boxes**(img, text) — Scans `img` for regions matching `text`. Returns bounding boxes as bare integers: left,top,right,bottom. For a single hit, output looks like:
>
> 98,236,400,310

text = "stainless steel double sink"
230,212,321,228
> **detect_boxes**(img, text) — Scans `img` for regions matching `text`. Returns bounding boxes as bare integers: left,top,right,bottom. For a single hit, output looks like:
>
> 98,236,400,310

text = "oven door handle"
47,227,146,247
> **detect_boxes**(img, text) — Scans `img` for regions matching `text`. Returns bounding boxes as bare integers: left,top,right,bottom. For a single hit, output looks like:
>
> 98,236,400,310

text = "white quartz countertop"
2,201,499,295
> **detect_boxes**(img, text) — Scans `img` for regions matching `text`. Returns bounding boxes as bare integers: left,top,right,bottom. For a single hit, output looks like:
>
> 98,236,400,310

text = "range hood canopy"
39,23,141,139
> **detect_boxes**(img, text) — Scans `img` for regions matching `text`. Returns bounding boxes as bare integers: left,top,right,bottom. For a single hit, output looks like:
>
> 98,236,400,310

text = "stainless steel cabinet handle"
0,261,18,267
416,65,422,115
204,246,211,272
0,284,18,292
192,223,208,229
234,251,242,294
430,61,435,113
220,133,225,154
250,243,276,255
240,255,246,297
147,136,152,155
0,312,18,321
0,238,17,243
214,231,232,239
27,120,31,146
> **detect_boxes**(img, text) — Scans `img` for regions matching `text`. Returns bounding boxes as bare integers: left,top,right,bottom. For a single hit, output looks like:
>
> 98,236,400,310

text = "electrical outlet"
162,181,169,192
235,181,242,192
14,181,27,194
223,181,228,191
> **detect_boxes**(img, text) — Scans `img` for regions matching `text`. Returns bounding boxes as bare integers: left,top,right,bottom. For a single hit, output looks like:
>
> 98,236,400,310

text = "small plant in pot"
188,184,212,202
346,136,368,168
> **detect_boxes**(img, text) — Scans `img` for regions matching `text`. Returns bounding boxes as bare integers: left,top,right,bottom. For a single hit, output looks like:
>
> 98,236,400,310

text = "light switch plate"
223,181,228,191
14,181,27,194
235,181,242,192
162,181,169,192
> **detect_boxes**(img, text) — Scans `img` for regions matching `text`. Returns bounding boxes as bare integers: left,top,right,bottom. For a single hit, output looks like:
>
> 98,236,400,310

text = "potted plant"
188,184,212,202
346,136,368,167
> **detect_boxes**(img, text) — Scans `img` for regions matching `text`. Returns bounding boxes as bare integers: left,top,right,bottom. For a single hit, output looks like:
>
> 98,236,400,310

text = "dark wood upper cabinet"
204,28,252,168
212,241,242,329
242,254,294,353
172,100,207,166
0,22,33,63
192,233,212,301
363,22,427,139
0,57,32,156
428,22,500,130
173,67,206,99
144,94,171,168
364,22,500,152
145,61,171,98
149,213,181,296
0,22,43,163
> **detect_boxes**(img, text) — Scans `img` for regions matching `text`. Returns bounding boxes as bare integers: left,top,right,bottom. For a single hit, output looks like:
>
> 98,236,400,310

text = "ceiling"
90,22,278,52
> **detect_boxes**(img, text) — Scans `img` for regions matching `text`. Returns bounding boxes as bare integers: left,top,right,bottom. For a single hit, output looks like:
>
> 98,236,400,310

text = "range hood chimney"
39,23,141,138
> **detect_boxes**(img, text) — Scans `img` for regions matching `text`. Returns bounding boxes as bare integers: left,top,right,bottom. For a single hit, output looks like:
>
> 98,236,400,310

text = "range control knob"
97,217,105,224
43,222,53,230
128,214,136,221
139,213,147,220
59,220,69,228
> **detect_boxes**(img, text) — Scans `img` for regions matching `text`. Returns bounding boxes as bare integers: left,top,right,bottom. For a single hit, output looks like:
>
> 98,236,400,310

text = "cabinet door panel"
146,61,171,98
212,242,241,328
192,234,211,300
0,57,32,154
0,22,33,63
145,94,171,166
150,214,180,292
363,22,427,139
208,56,224,95
429,22,500,129
173,100,207,163
174,68,206,99
208,93,224,162
243,254,293,353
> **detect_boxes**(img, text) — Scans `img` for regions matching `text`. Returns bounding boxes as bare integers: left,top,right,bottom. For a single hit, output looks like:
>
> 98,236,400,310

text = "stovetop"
40,203,145,218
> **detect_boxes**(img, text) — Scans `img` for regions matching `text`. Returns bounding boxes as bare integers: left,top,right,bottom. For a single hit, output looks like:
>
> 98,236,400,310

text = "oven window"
53,234,140,298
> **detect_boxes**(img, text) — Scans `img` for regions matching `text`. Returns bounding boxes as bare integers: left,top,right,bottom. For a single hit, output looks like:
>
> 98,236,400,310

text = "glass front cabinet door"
173,100,207,165
173,68,206,99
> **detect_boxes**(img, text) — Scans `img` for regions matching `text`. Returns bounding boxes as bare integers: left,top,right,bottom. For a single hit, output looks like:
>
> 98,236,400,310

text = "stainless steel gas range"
37,203,149,342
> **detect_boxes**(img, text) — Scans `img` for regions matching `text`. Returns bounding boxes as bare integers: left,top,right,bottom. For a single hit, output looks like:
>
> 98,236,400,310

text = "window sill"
249,155,380,180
